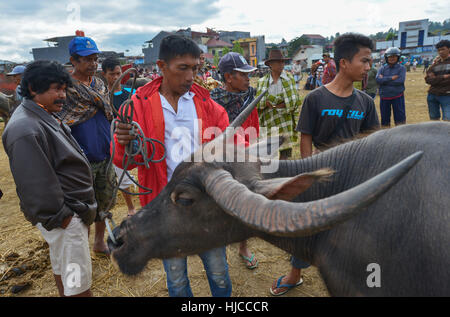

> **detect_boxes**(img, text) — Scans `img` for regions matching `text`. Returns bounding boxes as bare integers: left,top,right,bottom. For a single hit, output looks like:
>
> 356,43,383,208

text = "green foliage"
213,51,220,66
386,32,396,41
287,36,311,57
428,19,450,34
232,41,244,55
222,47,230,55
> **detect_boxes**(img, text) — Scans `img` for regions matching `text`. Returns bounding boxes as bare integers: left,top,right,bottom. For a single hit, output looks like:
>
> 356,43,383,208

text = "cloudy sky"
0,0,448,62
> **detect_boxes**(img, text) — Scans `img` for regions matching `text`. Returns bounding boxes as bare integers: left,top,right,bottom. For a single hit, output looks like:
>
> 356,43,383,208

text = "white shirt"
292,63,302,75
160,92,200,181
268,71,290,96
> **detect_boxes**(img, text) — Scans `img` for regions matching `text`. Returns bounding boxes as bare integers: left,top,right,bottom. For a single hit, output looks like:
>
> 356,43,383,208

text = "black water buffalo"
0,92,15,126
109,121,449,296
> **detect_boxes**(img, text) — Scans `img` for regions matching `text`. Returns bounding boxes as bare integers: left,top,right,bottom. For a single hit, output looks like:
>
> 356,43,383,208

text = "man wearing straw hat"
256,49,301,160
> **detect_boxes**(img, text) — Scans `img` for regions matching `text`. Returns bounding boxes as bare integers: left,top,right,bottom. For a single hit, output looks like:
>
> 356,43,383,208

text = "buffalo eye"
170,191,194,207
176,198,194,207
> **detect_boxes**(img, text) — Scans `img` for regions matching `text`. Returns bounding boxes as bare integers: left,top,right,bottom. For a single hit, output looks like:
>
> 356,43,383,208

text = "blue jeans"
294,74,301,89
380,95,406,126
163,247,232,297
427,93,450,121
291,256,310,269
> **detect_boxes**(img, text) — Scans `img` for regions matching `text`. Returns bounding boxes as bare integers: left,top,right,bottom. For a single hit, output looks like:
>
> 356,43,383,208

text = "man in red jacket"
112,35,232,297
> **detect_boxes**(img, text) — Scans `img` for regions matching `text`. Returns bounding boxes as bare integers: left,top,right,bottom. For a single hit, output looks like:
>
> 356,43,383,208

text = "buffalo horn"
201,151,423,237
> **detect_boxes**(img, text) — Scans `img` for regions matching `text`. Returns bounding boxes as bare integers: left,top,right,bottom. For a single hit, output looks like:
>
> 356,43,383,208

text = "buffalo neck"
257,140,365,265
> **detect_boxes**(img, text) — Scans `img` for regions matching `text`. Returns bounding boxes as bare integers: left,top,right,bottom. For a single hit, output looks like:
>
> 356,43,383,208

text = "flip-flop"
269,275,304,296
240,253,258,269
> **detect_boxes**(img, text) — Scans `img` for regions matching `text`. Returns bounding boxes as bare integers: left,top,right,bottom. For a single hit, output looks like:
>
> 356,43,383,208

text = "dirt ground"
0,69,433,297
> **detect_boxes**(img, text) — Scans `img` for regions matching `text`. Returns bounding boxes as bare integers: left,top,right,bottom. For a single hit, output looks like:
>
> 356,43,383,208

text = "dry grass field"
0,69,435,297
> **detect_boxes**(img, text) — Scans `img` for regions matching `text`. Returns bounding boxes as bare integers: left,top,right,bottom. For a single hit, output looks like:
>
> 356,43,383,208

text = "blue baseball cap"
218,52,257,75
69,36,101,56
7,65,26,76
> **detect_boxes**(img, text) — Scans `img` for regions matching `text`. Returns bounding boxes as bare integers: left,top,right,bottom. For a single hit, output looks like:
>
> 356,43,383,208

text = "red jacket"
112,77,231,207
240,108,259,144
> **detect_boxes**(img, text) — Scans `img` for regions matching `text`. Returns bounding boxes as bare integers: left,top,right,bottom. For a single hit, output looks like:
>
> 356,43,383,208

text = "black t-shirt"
296,86,379,149
112,88,131,112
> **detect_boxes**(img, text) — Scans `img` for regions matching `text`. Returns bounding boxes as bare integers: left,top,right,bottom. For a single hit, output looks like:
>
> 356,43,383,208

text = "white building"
376,19,450,59
292,45,324,69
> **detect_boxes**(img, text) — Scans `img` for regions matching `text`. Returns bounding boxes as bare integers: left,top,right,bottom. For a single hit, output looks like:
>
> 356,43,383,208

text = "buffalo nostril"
107,226,124,252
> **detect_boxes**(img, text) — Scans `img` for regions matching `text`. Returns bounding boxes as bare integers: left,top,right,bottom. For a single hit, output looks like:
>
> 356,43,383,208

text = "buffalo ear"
255,168,334,201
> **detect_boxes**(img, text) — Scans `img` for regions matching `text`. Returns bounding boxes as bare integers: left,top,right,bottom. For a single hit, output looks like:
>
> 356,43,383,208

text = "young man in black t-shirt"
297,33,380,157
270,33,380,296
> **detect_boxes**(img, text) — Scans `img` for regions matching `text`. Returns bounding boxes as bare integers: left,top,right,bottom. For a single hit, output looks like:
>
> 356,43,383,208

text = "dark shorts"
90,159,117,222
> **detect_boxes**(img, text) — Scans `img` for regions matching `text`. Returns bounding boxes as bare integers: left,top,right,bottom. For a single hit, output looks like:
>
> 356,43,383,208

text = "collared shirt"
160,91,200,181
292,63,302,75
268,72,290,98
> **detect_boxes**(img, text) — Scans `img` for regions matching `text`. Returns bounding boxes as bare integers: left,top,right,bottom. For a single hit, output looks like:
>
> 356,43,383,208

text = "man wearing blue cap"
7,65,26,106
58,36,117,256
210,52,260,270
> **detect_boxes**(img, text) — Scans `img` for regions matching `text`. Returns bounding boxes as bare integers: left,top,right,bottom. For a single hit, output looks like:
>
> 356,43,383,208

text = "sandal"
240,253,258,269
269,275,303,296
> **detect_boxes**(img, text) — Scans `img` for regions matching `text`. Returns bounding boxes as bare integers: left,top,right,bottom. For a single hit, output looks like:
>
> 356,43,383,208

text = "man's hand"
378,74,383,79
392,75,399,80
61,215,73,229
115,122,136,146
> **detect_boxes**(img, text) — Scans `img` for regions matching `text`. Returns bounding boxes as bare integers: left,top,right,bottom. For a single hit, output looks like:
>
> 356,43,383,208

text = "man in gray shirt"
3,61,97,297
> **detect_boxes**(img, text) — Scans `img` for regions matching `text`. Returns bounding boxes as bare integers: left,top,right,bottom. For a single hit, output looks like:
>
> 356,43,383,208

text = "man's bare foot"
93,241,110,256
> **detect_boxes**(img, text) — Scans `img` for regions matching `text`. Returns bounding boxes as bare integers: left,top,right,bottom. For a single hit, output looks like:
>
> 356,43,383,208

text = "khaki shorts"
113,165,135,190
36,215,92,296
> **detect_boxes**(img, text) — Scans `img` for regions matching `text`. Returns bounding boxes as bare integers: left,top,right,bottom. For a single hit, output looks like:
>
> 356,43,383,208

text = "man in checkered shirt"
256,49,301,159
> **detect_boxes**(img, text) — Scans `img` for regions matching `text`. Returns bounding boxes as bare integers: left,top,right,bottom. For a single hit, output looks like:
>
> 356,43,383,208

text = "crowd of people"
1,31,449,297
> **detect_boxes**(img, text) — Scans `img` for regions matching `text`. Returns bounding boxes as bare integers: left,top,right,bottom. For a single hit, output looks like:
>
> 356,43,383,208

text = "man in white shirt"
292,60,303,89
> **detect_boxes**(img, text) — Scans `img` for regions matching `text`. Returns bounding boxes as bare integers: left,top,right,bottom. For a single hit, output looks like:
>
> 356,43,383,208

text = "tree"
232,41,244,55
222,47,230,55
213,51,220,67
287,36,311,57
386,32,396,41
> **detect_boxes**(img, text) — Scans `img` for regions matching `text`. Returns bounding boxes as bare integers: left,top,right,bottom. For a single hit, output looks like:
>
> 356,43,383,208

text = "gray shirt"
2,99,97,230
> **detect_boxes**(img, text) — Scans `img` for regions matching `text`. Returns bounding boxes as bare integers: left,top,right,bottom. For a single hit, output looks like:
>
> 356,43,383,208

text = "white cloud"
0,0,449,62
194,0,449,42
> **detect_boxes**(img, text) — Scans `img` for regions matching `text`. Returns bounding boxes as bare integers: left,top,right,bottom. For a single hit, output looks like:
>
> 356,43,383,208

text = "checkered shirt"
256,71,301,151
